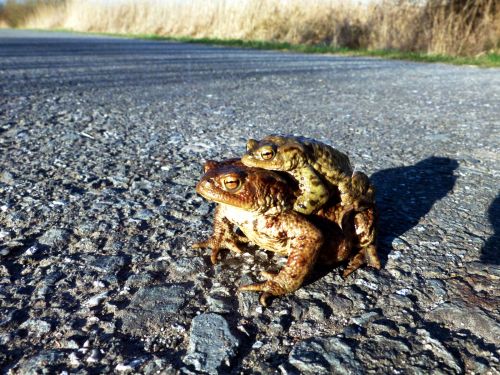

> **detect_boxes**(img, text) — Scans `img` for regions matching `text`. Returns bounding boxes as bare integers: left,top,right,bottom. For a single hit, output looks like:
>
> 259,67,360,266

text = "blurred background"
0,0,498,57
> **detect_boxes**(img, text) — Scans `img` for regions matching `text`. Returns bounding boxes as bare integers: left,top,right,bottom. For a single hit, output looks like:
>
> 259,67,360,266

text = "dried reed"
18,0,500,56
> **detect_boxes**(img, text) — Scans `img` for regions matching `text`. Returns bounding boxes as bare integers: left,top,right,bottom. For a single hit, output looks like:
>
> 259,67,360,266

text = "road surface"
1,30,499,374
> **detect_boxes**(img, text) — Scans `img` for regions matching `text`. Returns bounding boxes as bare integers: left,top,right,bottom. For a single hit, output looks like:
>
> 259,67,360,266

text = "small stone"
38,228,70,247
417,329,462,373
86,348,100,363
89,255,127,274
289,336,363,375
84,291,109,308
20,319,52,336
68,352,81,367
23,245,40,257
0,264,10,278
391,238,408,250
354,279,378,291
329,295,354,316
13,350,65,373
395,288,411,296
172,257,205,275
305,300,331,320
252,341,264,349
238,278,260,316
115,357,147,372
207,294,233,313
343,324,365,338
0,248,10,256
184,313,240,374
0,308,15,327
63,339,80,350
134,209,154,221
0,333,11,345
351,311,380,326
120,283,193,334
124,273,154,289
0,171,15,185
426,302,500,345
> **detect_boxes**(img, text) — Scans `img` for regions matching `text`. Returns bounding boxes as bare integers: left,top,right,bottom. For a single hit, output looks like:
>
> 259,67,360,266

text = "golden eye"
260,147,275,160
223,177,241,192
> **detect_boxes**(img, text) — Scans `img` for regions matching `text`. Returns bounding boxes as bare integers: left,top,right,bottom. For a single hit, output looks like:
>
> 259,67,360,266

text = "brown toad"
193,160,376,306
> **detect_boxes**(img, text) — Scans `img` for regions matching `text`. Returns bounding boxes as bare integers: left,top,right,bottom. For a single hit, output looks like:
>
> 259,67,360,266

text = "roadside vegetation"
1,0,499,66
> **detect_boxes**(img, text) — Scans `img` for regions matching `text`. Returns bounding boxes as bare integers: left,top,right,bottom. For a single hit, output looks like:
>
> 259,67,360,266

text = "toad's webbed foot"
193,233,247,264
193,217,248,264
239,245,320,306
342,245,381,277
239,280,287,307
363,244,381,269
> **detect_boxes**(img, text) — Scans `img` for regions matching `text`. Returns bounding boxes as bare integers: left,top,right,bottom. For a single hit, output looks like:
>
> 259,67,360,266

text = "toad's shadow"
307,156,458,285
481,194,499,264
371,156,458,265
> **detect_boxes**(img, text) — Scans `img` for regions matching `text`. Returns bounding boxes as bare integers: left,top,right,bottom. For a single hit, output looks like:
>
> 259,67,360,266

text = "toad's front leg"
239,216,323,306
193,205,248,264
292,165,330,215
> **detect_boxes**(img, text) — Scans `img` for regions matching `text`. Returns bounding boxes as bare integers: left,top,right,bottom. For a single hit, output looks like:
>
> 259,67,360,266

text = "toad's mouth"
196,179,256,211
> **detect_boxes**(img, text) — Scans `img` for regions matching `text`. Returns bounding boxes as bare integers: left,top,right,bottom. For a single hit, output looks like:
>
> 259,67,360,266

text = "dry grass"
14,0,500,56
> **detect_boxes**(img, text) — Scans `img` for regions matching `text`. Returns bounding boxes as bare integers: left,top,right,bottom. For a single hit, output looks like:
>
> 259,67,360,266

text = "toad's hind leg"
239,251,319,307
239,219,323,306
338,171,374,209
343,251,365,277
354,208,381,270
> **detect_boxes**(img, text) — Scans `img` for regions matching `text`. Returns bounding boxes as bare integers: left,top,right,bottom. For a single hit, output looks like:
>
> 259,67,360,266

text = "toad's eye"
222,177,241,192
260,147,275,160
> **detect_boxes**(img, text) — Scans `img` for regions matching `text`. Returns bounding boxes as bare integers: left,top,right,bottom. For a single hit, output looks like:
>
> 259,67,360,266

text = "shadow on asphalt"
371,156,458,266
481,194,499,264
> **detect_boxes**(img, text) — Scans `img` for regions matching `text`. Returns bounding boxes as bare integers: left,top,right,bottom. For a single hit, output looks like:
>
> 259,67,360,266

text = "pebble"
84,291,109,308
172,256,205,275
19,319,52,336
252,340,264,349
426,302,500,345
417,329,462,373
13,350,65,373
0,308,15,327
120,284,192,334
124,273,154,289
86,348,101,363
0,171,15,185
184,313,240,374
38,228,70,247
289,336,363,375
89,255,127,274
350,311,380,326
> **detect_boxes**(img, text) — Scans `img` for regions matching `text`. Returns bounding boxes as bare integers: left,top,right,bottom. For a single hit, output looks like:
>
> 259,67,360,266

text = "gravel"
1,29,499,373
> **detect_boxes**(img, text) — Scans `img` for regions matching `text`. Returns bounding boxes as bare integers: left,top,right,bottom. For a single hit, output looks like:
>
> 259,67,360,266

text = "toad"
193,160,377,306
242,135,380,269
241,135,354,215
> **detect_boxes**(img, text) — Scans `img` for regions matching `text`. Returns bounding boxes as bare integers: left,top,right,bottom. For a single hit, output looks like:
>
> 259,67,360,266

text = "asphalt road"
1,30,499,374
